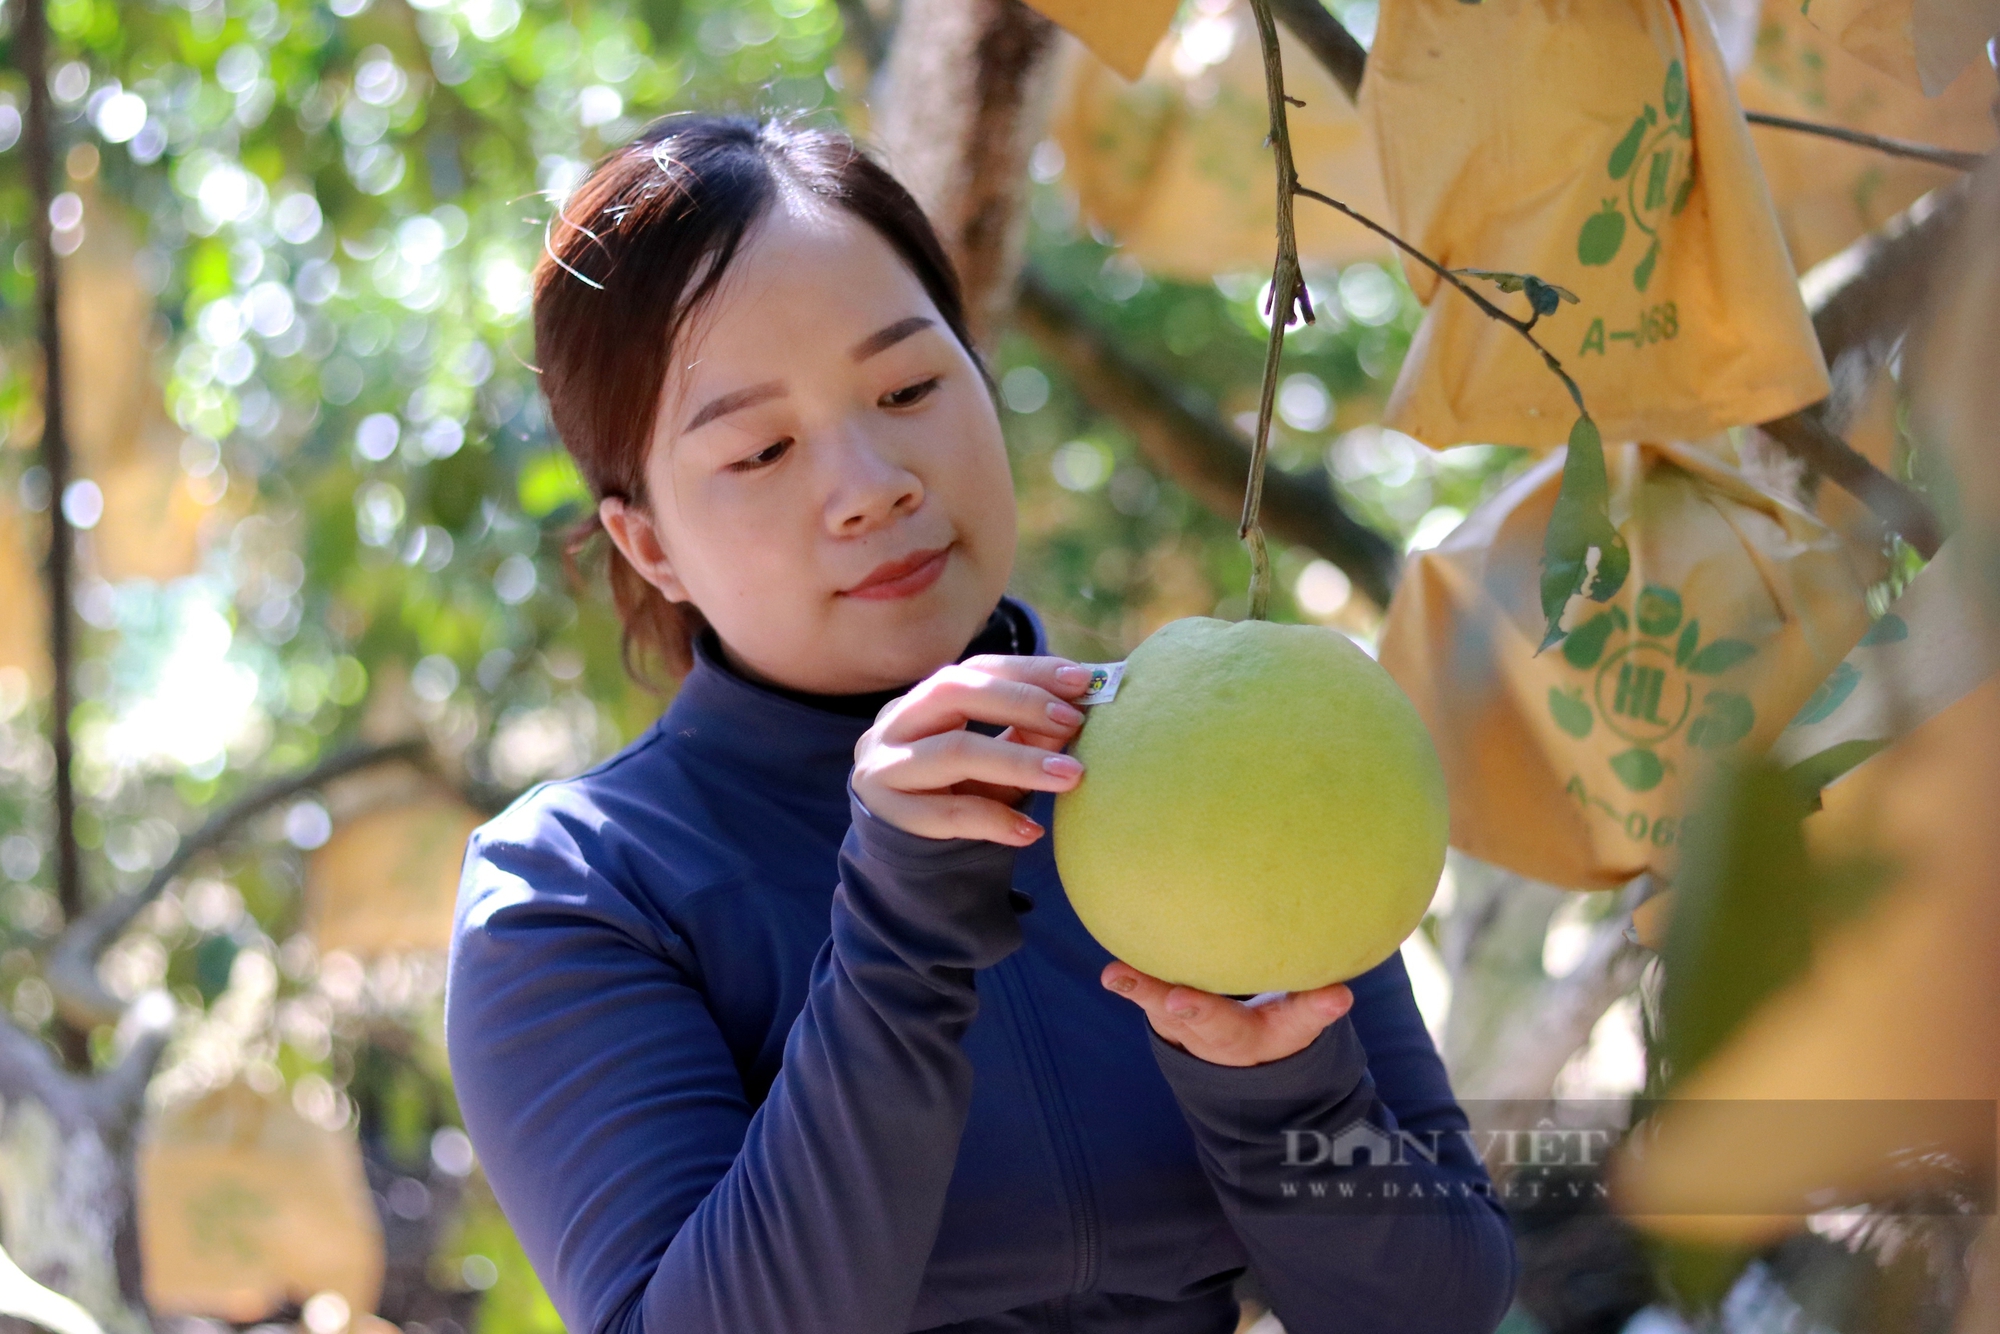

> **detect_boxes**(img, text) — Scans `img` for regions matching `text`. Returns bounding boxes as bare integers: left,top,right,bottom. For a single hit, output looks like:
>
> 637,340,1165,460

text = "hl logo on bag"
1576,60,1693,360
1547,583,1759,844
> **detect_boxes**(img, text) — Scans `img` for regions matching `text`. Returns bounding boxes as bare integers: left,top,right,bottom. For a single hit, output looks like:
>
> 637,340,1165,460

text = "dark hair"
534,114,978,686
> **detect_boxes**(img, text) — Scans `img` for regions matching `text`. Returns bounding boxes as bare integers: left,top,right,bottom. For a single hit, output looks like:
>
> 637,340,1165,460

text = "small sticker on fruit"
1075,661,1126,706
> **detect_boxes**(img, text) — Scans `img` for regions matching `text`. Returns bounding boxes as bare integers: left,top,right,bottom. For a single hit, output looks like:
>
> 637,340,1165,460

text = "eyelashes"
728,438,793,472
880,376,942,409
725,376,945,474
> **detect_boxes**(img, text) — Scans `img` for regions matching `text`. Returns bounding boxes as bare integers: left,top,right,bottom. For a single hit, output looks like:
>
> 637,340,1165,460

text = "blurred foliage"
0,0,1525,1326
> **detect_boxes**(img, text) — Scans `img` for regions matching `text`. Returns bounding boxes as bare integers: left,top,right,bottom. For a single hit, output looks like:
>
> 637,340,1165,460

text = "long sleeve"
1150,952,1518,1334
445,793,1023,1334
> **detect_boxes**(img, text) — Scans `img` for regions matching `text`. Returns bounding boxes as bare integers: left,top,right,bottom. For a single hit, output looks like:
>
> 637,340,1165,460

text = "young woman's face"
607,197,1018,695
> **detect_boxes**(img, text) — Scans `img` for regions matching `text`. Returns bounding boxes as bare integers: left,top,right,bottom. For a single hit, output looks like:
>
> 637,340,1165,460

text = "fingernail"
1015,817,1044,842
1105,974,1136,995
1166,1001,1198,1018
1055,665,1092,688
1043,753,1083,779
1047,701,1084,727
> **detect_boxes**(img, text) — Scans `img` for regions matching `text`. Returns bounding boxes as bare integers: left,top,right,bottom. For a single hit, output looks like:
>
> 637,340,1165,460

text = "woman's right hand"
853,655,1095,847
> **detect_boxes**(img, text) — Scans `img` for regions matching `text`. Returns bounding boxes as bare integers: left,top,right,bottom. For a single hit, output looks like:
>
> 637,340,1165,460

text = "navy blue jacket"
445,601,1516,1334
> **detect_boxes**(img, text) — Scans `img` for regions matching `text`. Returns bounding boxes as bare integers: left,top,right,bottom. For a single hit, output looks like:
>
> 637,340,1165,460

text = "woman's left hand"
1100,962,1353,1068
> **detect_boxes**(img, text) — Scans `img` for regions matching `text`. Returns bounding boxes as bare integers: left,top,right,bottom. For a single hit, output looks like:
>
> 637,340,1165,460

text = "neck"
706,601,1035,720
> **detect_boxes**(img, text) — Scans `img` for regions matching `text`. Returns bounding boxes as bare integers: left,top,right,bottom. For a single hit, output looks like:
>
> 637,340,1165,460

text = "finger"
879,666,1086,743
1100,962,1202,1045
865,788,1047,847
995,724,1074,754
1241,983,1354,1057
871,730,1084,796
960,654,1097,698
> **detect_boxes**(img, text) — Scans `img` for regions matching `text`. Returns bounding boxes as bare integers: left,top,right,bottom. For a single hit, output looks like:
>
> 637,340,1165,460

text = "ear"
599,497,692,604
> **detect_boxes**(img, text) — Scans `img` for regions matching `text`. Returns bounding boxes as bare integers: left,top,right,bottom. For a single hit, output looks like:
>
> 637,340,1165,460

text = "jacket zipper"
996,957,1102,1296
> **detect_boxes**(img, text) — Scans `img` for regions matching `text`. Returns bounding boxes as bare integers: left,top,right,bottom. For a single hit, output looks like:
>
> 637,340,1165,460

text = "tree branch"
1015,269,1401,608
1744,111,1986,173
46,738,428,1029
1242,0,1315,619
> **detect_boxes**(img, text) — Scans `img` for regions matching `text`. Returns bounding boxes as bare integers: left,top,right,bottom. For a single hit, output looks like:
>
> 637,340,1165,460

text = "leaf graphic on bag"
1550,687,1596,738
1688,639,1757,675
1688,690,1757,749
1611,747,1668,792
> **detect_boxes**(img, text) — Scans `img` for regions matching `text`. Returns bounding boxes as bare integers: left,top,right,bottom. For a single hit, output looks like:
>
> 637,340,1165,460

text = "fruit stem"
1242,0,1312,621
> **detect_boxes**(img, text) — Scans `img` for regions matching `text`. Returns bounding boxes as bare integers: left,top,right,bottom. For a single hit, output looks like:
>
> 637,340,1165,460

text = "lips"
842,545,952,600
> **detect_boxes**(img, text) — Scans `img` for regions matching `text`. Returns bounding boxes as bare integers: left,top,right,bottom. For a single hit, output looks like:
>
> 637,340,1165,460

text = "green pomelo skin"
1052,617,1449,995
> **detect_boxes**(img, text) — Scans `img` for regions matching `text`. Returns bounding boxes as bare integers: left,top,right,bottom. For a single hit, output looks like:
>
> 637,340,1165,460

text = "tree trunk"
0,1025,166,1334
871,0,1064,346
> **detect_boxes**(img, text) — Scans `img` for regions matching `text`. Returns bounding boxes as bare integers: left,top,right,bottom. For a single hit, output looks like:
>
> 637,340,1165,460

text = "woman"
445,114,1516,1334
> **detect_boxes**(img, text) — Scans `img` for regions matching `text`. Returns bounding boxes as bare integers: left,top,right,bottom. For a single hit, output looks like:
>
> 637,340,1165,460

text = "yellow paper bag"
1021,0,1180,81
1361,0,1831,449
1611,672,2000,1240
139,1081,385,1321
1797,0,2000,94
1740,0,1999,271
1053,0,1393,278
0,499,48,686
306,793,485,956
1378,440,1879,889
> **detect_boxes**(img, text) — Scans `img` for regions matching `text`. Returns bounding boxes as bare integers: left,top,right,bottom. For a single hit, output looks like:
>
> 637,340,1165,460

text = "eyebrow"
680,317,938,434
848,315,934,362
683,380,784,433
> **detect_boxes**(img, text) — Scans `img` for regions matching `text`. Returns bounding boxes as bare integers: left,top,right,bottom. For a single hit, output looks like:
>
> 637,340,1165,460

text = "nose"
823,427,923,537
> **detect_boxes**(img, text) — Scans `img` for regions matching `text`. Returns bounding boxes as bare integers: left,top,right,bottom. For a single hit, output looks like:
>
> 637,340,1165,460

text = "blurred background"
0,0,1995,1332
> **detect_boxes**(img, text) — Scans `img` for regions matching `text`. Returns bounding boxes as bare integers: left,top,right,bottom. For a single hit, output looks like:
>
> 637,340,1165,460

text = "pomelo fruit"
1052,617,1448,995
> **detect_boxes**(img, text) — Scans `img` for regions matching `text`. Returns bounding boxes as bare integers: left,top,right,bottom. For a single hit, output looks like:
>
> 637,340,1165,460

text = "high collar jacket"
445,600,1516,1334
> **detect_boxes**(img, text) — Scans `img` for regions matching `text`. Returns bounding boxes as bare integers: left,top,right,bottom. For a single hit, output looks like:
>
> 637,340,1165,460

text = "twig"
1242,0,1314,620
1293,184,1587,417
20,0,83,965
46,738,428,1029
1745,111,1986,173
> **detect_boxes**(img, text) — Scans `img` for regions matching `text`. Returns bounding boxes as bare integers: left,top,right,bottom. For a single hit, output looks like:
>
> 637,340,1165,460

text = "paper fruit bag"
1796,0,2000,94
1739,0,1999,271
1362,0,1830,449
1021,0,1181,80
307,792,484,955
139,1081,384,1321
1378,440,1879,889
1772,540,2000,784
1054,0,1393,279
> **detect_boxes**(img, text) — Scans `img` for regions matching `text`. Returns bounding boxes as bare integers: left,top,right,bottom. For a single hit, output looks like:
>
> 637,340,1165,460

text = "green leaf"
1538,416,1629,650
1686,638,1756,675
1661,759,1816,1083
1455,267,1529,293
1783,736,1889,794
194,934,241,1005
